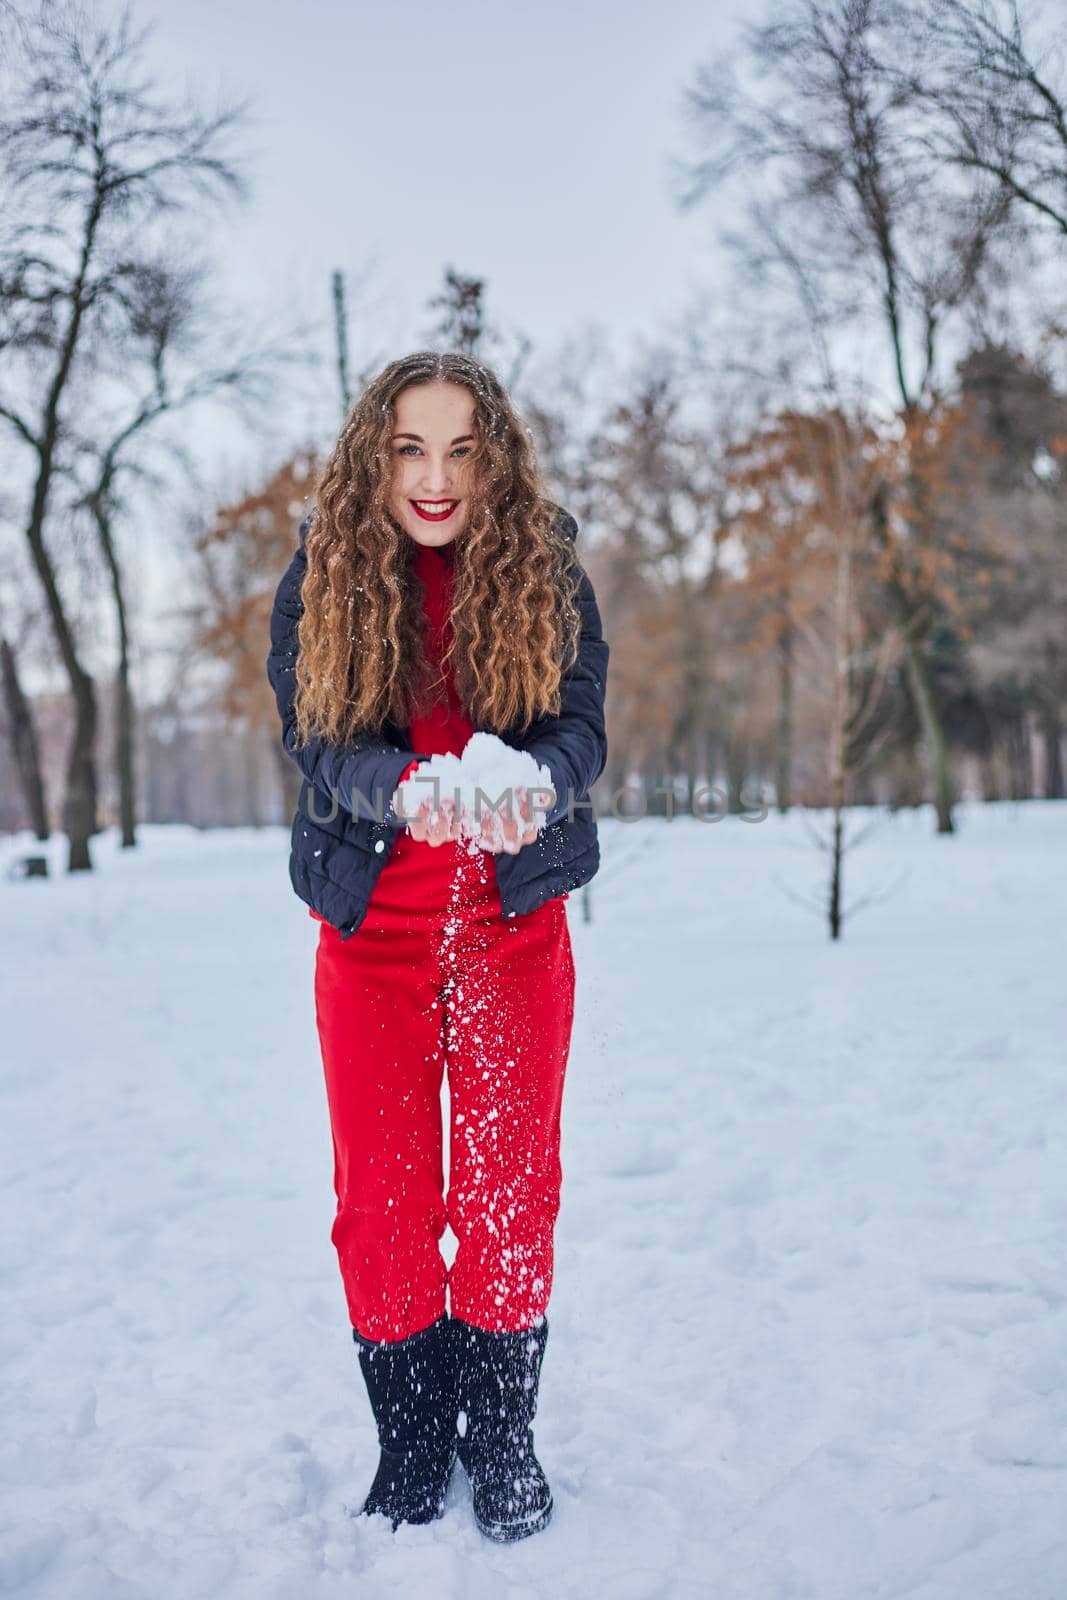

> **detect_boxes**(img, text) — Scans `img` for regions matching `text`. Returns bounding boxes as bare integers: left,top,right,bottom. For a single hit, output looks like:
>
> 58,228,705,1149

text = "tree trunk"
85,495,140,846
826,495,855,941
25,501,101,868
21,188,105,872
1006,709,1033,800
667,583,708,820
1040,702,1064,800
978,748,1001,802
775,615,794,815
901,630,956,833
244,723,263,827
851,770,877,805
0,635,50,838
869,484,956,834
887,745,925,810
642,766,666,818
63,665,99,870
725,743,748,816
116,668,136,846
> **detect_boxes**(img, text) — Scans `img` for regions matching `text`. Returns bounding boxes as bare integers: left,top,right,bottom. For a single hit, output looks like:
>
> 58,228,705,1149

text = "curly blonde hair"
293,350,583,748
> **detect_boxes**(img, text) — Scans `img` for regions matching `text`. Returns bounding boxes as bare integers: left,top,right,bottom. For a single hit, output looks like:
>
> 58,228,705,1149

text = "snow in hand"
395,731,554,846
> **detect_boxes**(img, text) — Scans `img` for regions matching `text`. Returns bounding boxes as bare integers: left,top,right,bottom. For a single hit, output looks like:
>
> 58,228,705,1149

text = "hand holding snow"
393,732,555,851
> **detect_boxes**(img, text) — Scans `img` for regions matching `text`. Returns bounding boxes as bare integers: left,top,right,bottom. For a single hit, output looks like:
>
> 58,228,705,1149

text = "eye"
397,444,473,458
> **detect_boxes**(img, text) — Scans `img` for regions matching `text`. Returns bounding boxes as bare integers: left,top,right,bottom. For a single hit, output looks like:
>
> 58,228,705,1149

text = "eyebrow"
393,432,475,445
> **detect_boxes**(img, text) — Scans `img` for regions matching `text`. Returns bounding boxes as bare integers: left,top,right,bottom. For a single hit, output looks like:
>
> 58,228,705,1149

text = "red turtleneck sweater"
363,537,496,920
405,538,465,763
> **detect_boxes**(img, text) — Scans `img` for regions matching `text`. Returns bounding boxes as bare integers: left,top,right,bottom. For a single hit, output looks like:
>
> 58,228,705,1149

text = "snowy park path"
2,802,1065,1598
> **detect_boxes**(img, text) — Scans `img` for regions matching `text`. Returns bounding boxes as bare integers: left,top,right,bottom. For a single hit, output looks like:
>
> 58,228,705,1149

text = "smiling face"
387,379,477,549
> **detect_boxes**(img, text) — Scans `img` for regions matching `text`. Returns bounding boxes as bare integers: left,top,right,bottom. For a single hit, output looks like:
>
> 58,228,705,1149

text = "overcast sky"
62,0,744,682
130,0,749,466
6,0,755,691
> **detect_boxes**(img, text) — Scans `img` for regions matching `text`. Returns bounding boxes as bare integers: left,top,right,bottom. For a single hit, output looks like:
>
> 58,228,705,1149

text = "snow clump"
394,731,555,848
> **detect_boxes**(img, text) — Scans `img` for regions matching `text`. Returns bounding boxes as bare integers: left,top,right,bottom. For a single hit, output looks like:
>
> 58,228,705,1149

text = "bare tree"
809,410,902,937
901,0,1067,238
724,402,902,935
939,343,1067,796
674,0,1015,833
0,1,250,869
421,267,535,388
581,349,724,811
426,269,495,356
69,253,304,847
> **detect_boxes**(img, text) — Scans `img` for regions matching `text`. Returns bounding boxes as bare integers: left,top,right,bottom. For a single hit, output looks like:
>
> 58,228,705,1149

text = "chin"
399,505,467,542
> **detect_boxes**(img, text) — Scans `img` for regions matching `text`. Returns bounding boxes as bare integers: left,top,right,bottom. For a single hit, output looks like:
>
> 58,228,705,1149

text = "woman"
265,350,609,1542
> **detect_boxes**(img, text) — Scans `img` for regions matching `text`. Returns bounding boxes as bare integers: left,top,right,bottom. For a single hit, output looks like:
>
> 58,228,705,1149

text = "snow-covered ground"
2,800,1065,1599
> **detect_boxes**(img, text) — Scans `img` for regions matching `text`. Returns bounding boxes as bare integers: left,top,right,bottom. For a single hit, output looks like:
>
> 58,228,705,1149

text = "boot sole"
473,1491,553,1543
359,1448,458,1526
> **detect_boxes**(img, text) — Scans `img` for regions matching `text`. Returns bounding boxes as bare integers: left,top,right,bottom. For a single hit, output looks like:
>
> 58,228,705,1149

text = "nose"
420,461,454,493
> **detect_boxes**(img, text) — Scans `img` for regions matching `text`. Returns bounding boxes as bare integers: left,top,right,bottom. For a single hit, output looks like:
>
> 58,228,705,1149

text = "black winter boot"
353,1312,459,1528
452,1314,553,1543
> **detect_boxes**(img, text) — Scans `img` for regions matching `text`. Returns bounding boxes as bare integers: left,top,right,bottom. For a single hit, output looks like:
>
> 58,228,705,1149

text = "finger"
437,800,460,846
414,799,436,840
500,817,522,854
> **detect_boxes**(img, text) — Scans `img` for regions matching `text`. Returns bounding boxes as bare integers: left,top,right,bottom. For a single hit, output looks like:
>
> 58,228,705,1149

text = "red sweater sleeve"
390,756,424,824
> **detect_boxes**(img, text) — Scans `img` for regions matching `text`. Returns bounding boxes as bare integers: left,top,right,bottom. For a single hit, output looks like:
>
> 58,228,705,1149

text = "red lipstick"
410,500,458,523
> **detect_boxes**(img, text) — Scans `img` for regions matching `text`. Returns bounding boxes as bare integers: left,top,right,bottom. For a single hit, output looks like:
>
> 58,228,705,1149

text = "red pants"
310,835,575,1342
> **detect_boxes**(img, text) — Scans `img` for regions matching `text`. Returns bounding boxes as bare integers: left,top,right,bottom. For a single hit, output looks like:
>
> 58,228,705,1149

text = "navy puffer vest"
265,505,610,939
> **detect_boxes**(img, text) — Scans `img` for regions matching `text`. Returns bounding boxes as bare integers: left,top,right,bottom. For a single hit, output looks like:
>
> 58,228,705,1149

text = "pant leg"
443,891,576,1332
311,910,449,1342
